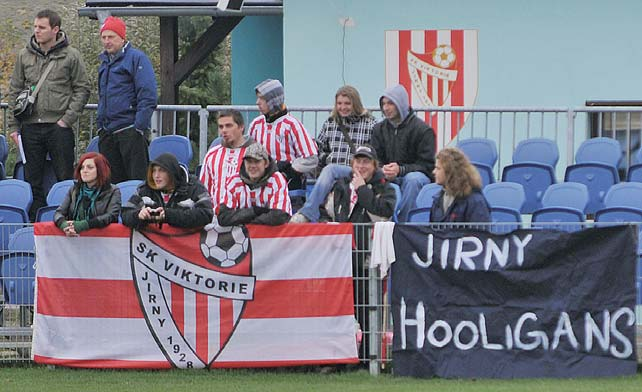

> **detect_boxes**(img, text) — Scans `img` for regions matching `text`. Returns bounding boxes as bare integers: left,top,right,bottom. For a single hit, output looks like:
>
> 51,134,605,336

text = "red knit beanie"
100,16,126,39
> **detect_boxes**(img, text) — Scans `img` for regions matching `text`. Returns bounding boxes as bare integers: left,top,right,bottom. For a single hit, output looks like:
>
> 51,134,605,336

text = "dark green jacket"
8,31,90,129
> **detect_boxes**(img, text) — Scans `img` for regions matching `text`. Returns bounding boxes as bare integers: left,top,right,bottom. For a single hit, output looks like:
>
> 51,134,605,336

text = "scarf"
73,183,100,221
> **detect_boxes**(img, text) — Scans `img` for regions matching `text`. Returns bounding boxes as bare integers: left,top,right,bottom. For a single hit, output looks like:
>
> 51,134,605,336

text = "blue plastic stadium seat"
502,138,558,213
626,147,642,183
594,183,642,254
1,252,36,306
407,183,442,223
564,137,621,214
483,182,526,233
35,179,76,222
149,135,194,167
86,135,100,153
531,182,589,232
457,138,498,186
117,180,144,207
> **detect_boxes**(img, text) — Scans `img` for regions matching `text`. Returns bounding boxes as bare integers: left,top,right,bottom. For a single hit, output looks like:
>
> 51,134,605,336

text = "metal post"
368,265,381,376
198,108,210,164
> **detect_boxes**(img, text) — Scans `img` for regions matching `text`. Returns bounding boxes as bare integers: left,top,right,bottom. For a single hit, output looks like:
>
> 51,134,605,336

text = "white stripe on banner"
32,316,164,361
216,316,357,362
35,236,130,280
251,234,352,280
32,314,356,363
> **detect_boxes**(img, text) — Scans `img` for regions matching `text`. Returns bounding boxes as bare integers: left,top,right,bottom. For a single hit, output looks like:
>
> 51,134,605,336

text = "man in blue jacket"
97,16,157,184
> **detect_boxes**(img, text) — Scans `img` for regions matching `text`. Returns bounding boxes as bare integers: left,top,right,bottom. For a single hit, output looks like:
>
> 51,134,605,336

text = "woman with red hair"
54,152,121,237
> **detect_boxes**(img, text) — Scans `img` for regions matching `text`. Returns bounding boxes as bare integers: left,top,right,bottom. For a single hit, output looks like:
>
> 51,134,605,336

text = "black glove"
277,161,293,173
253,206,270,215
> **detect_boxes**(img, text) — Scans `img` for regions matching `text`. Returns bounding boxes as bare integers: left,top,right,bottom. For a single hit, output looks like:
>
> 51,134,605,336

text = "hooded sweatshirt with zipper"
121,153,213,229
8,31,90,130
371,84,436,180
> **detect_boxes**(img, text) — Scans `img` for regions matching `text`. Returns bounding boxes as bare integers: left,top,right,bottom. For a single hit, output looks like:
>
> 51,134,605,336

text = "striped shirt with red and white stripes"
199,144,249,210
248,114,318,162
220,171,292,215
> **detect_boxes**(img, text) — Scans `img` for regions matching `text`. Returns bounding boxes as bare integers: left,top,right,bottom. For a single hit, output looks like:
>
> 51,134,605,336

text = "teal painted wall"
283,0,642,108
231,16,283,105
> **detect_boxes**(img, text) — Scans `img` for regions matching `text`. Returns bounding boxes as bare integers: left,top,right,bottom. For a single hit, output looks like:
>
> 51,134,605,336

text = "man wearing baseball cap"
97,16,158,184
320,144,396,223
217,143,292,226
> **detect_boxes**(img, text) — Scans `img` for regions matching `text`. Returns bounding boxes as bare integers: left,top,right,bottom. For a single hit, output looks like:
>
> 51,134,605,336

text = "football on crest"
200,224,249,267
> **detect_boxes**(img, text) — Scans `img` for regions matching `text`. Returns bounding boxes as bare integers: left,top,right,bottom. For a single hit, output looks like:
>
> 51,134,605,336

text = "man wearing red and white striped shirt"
248,79,318,193
217,143,291,226
200,109,255,210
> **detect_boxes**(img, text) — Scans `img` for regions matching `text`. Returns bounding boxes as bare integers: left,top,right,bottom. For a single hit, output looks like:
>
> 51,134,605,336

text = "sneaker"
290,212,310,223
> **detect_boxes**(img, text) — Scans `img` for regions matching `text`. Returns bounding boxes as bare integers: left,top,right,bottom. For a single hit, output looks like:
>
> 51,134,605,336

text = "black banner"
391,225,638,378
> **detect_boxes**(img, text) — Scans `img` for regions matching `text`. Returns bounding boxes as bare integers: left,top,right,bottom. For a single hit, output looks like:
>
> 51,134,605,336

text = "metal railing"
3,103,641,180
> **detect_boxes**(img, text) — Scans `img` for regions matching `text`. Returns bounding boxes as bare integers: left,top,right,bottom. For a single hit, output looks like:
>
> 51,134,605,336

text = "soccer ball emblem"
200,224,250,267
432,45,456,68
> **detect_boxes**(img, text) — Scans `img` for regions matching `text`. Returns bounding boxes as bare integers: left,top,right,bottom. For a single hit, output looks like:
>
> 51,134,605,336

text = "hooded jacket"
121,153,213,229
97,42,158,132
54,182,121,230
371,85,436,179
322,169,396,223
217,157,291,226
429,189,491,223
8,31,90,129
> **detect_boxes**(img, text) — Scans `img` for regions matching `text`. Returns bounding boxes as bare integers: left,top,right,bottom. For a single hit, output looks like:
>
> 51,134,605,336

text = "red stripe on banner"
244,277,354,318
219,299,234,350
211,357,359,368
398,30,411,100
37,278,143,318
196,293,209,361
171,284,185,334
424,30,438,131
34,222,130,237
34,355,172,369
247,223,353,239
37,277,354,319
451,29,465,139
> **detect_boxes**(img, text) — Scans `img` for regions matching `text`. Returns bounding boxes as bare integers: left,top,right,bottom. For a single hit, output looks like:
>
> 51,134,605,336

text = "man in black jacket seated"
121,153,213,229
371,84,435,222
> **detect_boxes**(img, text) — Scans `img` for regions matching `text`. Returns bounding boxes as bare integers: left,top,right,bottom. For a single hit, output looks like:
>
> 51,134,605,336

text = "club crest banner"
385,29,478,147
390,225,638,378
32,223,358,369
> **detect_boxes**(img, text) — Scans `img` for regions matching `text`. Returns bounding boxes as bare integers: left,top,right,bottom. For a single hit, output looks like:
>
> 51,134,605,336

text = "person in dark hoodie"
54,152,121,237
217,143,291,226
7,9,90,221
371,84,435,222
430,148,490,223
121,153,213,229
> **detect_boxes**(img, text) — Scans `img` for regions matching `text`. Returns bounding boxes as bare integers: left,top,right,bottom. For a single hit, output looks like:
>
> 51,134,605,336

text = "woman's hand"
138,206,153,220
63,221,79,237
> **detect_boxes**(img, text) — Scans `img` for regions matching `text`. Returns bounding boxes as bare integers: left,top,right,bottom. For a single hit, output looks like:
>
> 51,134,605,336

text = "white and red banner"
385,29,478,148
32,223,358,369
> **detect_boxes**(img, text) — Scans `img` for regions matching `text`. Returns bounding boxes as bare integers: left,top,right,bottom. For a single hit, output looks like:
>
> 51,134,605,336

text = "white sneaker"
289,213,310,223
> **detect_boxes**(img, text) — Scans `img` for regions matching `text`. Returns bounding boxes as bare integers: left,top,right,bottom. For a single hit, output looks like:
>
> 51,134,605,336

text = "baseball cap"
353,145,377,160
243,143,269,161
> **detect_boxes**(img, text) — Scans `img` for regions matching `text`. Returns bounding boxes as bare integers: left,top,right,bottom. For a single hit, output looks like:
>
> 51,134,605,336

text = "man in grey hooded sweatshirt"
371,84,435,222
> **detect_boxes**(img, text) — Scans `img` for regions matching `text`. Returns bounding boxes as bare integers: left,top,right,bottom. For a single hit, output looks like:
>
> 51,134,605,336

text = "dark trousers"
99,128,149,184
21,123,75,221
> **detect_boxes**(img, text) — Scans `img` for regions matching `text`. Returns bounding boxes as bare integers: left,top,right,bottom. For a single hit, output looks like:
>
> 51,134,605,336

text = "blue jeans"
297,164,352,222
395,171,430,222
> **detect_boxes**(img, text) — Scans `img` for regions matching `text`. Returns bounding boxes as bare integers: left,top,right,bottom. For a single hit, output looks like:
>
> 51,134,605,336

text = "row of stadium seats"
458,136,641,214
87,134,193,168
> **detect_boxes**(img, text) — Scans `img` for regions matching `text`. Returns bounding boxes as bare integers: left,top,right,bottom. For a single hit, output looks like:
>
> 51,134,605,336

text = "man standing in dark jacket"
7,9,90,221
371,84,435,222
97,16,157,184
